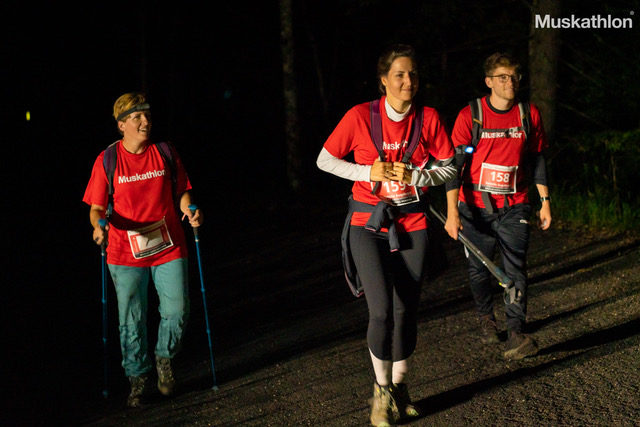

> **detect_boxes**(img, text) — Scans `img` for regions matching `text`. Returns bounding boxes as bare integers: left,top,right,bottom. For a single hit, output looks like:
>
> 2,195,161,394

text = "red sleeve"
82,152,109,207
528,103,548,153
451,105,473,149
169,145,192,194
323,107,360,159
424,108,454,161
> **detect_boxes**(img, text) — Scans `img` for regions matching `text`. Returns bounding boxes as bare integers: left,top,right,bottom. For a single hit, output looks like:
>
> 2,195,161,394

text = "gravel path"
77,202,640,426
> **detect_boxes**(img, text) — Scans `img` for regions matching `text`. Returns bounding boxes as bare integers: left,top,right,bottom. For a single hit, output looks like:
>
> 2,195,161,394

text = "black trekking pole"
428,205,519,304
188,204,219,391
98,218,109,399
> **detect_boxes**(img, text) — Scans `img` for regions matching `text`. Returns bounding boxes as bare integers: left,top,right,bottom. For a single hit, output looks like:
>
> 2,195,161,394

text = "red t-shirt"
323,97,454,232
451,96,547,209
83,141,192,267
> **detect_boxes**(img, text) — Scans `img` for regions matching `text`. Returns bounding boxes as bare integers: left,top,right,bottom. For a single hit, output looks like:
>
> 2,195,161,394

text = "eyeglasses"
487,74,522,83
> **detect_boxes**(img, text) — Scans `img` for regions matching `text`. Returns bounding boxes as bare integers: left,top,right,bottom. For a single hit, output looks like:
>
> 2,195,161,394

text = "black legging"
349,226,427,361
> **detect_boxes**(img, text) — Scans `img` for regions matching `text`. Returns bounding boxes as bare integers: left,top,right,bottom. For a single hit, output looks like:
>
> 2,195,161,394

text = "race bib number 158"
478,163,518,194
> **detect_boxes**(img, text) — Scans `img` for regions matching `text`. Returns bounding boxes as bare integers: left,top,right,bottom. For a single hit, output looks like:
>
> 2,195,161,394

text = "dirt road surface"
19,194,640,426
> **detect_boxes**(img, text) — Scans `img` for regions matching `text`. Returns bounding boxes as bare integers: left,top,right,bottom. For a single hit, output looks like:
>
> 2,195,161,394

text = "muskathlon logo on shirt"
383,141,408,151
118,169,166,184
481,127,524,139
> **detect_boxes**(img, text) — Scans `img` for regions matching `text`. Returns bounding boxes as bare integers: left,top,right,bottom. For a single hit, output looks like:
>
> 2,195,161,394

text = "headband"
116,103,151,121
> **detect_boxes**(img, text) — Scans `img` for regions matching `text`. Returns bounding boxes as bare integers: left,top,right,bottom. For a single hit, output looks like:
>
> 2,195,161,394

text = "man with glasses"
443,52,551,360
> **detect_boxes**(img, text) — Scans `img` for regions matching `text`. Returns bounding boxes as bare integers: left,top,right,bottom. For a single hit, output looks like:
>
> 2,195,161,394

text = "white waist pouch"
127,217,174,259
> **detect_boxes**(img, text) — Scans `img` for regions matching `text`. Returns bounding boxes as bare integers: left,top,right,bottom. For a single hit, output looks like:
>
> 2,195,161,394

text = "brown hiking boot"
127,374,148,408
479,314,500,344
156,356,175,396
369,383,393,427
390,383,420,419
504,331,538,360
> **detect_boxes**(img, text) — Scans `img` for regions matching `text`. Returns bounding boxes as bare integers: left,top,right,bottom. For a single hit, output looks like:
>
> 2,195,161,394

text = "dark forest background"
1,0,639,423
4,1,639,208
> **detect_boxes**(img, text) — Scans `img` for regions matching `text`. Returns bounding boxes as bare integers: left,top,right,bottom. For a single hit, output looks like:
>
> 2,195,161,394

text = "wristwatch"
540,196,551,202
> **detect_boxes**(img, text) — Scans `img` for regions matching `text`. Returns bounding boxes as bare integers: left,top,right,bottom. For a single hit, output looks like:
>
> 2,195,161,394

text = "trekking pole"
427,205,519,304
188,204,219,391
98,218,109,399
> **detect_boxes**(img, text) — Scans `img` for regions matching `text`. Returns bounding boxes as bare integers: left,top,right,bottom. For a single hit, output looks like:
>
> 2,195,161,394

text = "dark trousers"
458,202,532,333
349,226,427,361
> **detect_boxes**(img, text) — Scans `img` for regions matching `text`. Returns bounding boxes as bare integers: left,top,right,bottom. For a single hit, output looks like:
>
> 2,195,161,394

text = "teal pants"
108,258,190,377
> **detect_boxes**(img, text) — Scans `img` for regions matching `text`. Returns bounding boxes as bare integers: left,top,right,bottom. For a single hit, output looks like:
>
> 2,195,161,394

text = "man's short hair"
483,52,520,76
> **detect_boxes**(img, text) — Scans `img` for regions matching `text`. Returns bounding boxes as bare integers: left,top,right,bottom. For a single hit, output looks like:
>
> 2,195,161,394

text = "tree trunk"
279,0,302,192
528,0,560,143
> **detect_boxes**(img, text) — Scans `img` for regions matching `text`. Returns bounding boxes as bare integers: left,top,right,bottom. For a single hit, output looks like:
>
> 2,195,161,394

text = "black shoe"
127,374,148,408
390,383,420,420
504,331,538,360
479,314,500,344
156,356,175,396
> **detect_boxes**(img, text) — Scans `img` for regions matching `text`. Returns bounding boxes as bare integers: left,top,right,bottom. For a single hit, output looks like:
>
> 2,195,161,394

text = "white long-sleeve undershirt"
317,98,457,187
316,147,372,181
316,148,456,187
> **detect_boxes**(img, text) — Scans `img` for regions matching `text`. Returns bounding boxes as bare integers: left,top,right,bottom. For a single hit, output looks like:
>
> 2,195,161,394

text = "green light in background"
26,111,31,121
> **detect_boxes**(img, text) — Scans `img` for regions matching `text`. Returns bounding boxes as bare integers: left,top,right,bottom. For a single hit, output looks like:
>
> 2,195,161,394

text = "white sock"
392,359,409,384
369,349,392,386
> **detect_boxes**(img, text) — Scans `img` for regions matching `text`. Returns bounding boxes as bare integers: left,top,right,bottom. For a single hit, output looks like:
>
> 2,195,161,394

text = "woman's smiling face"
380,56,418,111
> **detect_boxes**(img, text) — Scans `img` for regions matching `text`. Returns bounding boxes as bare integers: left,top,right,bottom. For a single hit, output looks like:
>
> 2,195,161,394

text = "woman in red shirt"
317,44,457,426
84,93,202,407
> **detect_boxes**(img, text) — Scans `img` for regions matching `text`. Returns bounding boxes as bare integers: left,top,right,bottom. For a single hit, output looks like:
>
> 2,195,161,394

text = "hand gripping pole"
428,205,520,304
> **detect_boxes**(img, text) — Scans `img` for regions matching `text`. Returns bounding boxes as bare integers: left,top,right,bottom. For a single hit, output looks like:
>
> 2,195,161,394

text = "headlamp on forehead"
116,103,151,121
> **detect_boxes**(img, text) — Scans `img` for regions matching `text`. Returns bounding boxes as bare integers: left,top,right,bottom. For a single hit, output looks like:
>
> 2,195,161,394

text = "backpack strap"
341,195,364,298
369,99,424,194
401,107,423,163
369,99,386,159
518,101,531,141
103,141,119,220
467,98,493,213
154,141,178,211
469,97,483,149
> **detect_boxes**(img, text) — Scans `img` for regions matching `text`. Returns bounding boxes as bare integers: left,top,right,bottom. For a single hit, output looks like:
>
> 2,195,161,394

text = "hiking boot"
479,314,500,344
504,331,538,360
127,374,148,408
156,356,175,396
390,383,419,419
369,383,393,427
